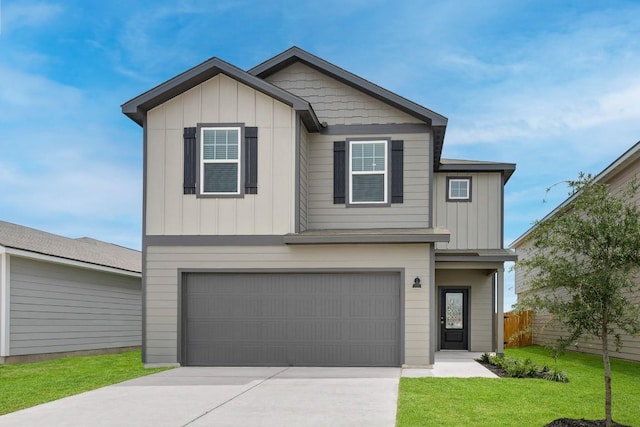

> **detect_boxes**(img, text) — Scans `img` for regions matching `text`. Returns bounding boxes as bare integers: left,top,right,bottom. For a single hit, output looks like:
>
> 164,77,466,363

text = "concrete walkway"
402,351,498,378
0,353,496,426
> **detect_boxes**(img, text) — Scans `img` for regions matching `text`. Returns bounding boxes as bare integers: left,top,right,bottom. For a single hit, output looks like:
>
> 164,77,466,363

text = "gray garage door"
182,272,401,367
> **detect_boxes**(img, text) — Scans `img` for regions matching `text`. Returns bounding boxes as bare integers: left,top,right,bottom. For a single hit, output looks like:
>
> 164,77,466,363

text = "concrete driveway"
0,367,400,427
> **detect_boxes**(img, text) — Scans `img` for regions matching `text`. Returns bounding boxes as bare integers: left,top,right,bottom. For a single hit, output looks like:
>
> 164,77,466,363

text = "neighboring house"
512,141,640,362
0,220,142,363
122,46,516,367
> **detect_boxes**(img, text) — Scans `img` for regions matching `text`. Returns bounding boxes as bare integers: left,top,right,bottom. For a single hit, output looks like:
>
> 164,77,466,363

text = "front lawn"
397,346,640,426
0,350,170,415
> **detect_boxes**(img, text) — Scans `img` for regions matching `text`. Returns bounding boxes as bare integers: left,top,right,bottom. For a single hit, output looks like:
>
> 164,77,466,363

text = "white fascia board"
4,247,141,279
0,246,10,356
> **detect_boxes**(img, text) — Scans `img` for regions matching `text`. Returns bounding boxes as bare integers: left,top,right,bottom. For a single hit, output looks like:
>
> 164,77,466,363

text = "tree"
518,173,640,427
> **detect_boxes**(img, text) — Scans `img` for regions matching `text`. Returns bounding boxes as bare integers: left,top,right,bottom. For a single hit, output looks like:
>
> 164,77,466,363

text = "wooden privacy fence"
504,310,533,348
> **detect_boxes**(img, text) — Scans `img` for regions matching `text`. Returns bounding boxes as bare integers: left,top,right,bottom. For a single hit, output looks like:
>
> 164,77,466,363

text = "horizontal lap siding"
307,133,429,229
517,158,640,361
144,244,430,365
532,284,640,362
9,257,141,356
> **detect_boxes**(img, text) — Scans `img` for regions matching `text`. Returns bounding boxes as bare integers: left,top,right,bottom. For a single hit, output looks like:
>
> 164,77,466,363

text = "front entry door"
439,288,469,350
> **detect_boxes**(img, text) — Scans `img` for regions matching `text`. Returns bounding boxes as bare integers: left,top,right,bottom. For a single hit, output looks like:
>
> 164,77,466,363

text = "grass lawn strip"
396,346,640,426
0,350,170,415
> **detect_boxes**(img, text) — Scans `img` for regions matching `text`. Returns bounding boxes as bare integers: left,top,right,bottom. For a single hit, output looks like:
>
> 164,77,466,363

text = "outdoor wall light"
413,277,421,288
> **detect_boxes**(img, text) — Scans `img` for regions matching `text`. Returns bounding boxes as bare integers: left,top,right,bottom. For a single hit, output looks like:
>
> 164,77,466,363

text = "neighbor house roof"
511,140,640,248
438,158,517,183
0,220,141,274
249,46,449,166
121,56,321,131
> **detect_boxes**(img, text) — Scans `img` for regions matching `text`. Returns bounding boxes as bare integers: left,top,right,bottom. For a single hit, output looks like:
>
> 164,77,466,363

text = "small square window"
447,177,471,201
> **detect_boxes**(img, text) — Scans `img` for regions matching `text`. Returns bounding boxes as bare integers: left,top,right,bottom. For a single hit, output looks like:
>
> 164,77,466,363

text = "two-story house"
122,47,516,367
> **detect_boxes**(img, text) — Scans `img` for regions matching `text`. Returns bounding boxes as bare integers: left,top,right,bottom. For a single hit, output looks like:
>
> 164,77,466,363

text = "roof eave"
122,56,321,132
4,246,141,277
437,162,516,183
249,46,448,128
511,140,640,248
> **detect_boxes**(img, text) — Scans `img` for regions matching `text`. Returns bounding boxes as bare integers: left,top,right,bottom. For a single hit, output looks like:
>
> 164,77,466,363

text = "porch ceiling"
435,249,517,263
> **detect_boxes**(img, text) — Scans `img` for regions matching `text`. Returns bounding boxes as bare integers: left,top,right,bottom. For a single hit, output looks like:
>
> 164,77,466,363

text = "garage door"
182,272,401,366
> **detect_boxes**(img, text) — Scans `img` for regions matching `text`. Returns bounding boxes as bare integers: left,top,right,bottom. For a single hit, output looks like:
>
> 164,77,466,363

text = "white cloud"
1,2,63,33
0,65,84,121
0,142,140,217
0,59,141,250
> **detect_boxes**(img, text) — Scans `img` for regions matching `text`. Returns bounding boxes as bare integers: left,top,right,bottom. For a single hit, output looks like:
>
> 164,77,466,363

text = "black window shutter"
183,127,197,194
391,140,404,203
333,141,346,204
244,127,258,194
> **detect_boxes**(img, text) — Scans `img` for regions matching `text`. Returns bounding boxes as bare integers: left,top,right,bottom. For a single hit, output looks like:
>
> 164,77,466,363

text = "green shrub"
542,368,569,383
477,353,568,382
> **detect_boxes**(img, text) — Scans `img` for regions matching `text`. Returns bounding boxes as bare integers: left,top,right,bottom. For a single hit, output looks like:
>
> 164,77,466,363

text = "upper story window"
200,127,241,195
447,177,472,202
349,140,388,204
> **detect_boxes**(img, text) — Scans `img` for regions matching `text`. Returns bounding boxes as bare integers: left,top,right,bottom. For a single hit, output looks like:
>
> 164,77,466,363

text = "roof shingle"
0,220,141,273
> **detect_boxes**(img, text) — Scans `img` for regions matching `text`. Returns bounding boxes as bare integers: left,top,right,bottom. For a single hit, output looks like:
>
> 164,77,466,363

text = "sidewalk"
402,351,498,378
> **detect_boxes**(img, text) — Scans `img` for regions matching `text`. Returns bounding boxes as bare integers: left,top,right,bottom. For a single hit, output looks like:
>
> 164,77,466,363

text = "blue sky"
1,0,640,309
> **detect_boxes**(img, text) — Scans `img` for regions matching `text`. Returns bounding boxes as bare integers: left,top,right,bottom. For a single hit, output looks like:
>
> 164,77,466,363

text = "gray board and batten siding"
433,172,503,250
181,272,401,366
9,256,141,356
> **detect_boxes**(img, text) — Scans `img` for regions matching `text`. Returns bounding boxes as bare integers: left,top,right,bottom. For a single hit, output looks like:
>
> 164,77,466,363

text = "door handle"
440,316,444,325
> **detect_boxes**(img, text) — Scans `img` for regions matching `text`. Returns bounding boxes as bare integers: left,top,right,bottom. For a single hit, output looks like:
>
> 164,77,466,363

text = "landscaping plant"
517,174,640,427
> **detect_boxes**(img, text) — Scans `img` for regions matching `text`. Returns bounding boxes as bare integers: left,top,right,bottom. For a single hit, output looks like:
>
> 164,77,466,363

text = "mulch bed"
545,419,632,427
475,359,510,378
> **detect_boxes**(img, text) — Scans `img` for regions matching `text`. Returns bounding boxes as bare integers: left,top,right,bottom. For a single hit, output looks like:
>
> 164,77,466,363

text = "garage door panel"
183,272,401,366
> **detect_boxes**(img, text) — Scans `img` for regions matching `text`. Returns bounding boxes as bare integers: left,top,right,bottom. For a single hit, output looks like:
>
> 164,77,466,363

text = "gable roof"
249,47,448,165
121,56,321,131
438,158,517,183
0,220,141,274
511,140,640,248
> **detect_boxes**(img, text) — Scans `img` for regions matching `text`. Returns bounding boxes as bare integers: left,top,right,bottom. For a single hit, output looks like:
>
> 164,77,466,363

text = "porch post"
497,267,505,355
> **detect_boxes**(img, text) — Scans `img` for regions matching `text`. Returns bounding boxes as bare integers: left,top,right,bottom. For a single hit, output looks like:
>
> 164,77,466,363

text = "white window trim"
348,140,388,204
200,126,241,195
448,178,471,200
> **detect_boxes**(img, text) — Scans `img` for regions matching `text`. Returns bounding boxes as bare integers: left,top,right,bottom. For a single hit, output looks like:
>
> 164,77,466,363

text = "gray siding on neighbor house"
531,289,640,362
9,256,141,356
434,172,502,250
299,121,309,232
0,254,4,352
306,132,430,229
516,155,640,362
144,244,431,366
435,268,494,352
265,62,424,126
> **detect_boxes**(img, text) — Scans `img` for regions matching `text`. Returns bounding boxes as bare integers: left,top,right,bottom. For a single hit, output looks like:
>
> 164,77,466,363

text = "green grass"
397,346,640,426
0,350,170,415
